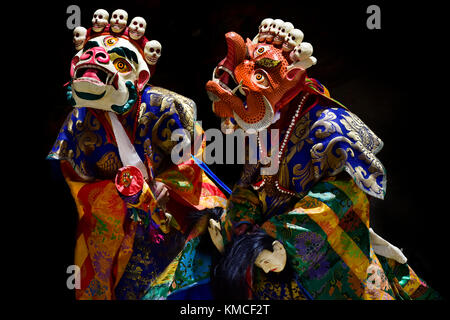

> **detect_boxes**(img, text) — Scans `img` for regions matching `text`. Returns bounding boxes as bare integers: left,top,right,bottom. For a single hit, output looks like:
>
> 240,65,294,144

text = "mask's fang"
231,80,243,95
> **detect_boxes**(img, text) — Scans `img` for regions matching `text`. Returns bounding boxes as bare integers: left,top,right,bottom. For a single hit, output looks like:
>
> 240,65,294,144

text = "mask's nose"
80,46,110,64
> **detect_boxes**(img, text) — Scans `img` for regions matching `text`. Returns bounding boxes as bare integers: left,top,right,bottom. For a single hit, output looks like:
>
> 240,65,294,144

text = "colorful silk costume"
48,9,226,300
222,92,439,299
142,217,217,300
143,82,440,300
200,21,439,300
49,86,226,299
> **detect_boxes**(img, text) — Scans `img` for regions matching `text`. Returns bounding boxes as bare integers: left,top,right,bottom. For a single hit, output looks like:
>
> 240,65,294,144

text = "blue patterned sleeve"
47,108,97,179
308,107,387,199
134,87,196,167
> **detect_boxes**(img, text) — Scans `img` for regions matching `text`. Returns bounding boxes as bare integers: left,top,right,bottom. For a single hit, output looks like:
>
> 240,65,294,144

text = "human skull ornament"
290,56,317,70
110,9,128,33
73,26,87,50
144,40,162,65
290,42,313,62
91,9,109,32
267,19,284,42
289,42,317,70
129,17,147,40
282,28,304,52
273,21,294,45
258,18,273,42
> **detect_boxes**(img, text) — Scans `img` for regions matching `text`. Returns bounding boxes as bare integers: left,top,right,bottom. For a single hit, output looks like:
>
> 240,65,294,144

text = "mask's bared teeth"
231,80,243,95
111,73,119,90
216,79,231,93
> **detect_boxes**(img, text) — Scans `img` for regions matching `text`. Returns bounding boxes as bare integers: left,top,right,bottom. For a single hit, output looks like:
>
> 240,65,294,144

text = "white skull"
267,19,284,42
144,40,162,65
129,17,147,40
290,42,313,62
110,9,128,33
273,21,294,45
73,26,87,50
91,9,109,33
258,18,273,42
291,56,317,70
282,28,304,52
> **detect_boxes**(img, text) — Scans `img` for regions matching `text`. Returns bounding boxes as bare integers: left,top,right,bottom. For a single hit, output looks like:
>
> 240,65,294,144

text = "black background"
8,0,448,310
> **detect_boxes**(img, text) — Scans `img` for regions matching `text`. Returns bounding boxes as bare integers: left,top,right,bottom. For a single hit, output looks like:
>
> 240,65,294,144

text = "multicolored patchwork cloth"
249,175,439,299
48,86,226,299
142,216,216,300
137,81,440,300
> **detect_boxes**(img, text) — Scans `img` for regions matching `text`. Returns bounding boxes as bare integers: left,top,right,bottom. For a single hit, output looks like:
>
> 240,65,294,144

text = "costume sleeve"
137,87,195,160
136,87,200,204
310,107,386,199
47,108,97,180
285,104,387,200
221,182,263,244
138,87,227,228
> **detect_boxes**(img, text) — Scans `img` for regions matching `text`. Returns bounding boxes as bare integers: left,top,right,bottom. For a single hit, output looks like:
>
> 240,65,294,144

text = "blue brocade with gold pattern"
225,91,387,238
48,85,196,181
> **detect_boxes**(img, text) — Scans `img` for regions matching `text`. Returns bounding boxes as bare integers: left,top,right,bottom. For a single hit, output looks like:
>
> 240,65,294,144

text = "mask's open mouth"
213,66,238,93
73,63,118,89
211,65,248,108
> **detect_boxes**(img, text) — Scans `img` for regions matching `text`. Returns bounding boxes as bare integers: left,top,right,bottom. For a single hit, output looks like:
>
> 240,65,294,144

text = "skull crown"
254,17,317,70
72,9,162,66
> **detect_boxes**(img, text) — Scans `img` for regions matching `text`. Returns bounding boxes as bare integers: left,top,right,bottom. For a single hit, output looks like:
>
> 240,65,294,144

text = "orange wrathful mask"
206,32,306,132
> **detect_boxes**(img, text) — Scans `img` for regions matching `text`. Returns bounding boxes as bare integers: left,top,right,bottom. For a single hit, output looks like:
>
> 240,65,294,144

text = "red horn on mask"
216,32,246,85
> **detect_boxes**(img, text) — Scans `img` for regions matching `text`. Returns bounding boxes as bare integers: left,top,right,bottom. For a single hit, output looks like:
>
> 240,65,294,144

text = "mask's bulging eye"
254,46,268,58
113,58,131,73
252,72,269,87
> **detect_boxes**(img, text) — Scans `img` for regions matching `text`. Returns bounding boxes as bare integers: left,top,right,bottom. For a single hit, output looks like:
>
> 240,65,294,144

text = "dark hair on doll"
186,207,224,233
211,229,295,300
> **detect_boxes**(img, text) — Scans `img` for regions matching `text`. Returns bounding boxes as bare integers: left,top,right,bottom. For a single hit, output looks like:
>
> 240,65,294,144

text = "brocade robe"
220,79,439,300
48,85,226,299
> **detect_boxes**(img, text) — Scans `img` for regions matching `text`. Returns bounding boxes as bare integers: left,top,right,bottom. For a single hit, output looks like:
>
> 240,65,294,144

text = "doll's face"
70,35,150,114
254,240,286,273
